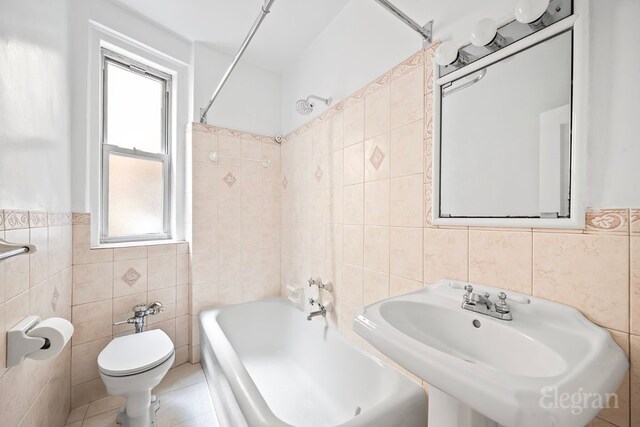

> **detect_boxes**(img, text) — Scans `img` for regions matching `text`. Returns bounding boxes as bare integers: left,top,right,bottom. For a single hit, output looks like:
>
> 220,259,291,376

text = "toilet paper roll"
26,317,74,361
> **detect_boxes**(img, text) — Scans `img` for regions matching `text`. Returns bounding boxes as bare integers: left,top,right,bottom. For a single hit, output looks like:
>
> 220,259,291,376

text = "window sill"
91,239,187,250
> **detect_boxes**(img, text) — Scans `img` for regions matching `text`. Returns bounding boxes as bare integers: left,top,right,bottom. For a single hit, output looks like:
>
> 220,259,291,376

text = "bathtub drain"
354,406,361,416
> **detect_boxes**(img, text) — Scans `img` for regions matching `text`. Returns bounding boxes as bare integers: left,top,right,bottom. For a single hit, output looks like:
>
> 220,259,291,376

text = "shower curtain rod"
200,0,276,124
374,0,433,46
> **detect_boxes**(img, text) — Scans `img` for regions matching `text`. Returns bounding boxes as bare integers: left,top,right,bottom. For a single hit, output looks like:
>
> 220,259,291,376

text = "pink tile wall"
281,45,640,427
0,210,73,427
186,123,281,362
69,213,189,409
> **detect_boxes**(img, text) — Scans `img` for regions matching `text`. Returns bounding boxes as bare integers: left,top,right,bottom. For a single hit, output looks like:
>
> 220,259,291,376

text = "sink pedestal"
429,387,500,427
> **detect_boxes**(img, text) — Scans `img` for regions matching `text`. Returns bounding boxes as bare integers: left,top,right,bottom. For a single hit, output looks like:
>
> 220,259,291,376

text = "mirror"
437,30,575,220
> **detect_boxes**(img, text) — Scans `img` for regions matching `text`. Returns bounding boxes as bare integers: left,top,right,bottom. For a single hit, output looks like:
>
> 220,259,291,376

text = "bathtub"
199,298,428,427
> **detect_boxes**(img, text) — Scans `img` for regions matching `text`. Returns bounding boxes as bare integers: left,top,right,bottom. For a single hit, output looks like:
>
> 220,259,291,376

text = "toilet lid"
98,329,175,377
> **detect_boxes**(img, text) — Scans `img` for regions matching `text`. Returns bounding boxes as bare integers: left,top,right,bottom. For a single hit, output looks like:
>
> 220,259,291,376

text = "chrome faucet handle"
495,292,511,314
113,318,134,326
463,285,473,303
309,277,333,291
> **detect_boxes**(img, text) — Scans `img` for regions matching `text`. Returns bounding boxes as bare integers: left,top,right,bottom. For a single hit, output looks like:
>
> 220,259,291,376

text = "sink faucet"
461,285,512,321
113,301,165,333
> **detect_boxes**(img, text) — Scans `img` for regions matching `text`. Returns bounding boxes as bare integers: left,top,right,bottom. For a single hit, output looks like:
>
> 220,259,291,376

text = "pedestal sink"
353,280,628,427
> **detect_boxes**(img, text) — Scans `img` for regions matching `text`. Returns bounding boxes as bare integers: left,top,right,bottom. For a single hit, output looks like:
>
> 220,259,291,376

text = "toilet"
98,329,175,427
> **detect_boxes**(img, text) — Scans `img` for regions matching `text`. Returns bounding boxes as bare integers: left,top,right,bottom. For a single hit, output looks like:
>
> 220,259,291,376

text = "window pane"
107,153,164,237
106,61,164,153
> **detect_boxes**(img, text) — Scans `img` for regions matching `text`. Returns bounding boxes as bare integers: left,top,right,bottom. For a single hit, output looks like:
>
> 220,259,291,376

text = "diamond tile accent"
223,172,237,188
122,268,141,287
51,287,59,312
369,145,386,170
282,177,288,189
315,166,323,182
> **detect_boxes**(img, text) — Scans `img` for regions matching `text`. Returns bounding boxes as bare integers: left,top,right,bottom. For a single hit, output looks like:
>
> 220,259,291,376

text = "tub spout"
307,308,327,321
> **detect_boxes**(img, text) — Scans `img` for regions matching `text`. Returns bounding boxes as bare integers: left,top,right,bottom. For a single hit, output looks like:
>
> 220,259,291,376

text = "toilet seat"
98,329,174,377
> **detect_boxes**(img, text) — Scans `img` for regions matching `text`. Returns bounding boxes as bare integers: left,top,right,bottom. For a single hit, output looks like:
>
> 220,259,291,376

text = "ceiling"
110,0,350,72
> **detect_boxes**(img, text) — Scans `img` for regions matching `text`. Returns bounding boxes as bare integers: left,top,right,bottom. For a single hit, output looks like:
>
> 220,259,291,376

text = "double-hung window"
100,48,172,243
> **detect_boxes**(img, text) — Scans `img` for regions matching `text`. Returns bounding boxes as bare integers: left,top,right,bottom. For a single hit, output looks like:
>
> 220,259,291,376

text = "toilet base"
116,395,160,427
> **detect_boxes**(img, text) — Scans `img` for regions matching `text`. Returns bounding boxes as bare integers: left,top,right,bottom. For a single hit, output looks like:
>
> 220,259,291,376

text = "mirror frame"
432,0,589,229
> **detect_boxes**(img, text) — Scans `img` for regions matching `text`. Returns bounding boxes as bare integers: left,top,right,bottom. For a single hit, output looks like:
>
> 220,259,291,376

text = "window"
100,48,172,243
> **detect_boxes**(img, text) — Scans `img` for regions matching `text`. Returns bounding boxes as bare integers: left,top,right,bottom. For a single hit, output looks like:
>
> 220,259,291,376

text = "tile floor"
64,363,219,427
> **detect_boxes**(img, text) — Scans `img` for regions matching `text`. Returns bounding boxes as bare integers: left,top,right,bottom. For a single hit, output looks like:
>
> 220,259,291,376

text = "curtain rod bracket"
374,0,434,47
422,20,434,47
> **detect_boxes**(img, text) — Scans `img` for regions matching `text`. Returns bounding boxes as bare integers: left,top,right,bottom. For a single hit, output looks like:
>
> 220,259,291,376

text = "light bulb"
515,0,550,24
470,18,498,47
435,41,459,66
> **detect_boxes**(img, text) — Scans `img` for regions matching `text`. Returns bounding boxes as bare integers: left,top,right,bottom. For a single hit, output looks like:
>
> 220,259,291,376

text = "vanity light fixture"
435,41,472,67
470,18,506,51
515,0,552,30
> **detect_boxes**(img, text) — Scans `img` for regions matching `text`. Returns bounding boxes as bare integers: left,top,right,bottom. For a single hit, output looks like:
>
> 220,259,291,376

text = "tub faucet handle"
309,276,333,291
320,279,333,292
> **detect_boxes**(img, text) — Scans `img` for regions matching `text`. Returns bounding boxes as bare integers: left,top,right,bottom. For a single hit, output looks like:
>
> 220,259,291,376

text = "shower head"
296,99,314,115
295,94,332,115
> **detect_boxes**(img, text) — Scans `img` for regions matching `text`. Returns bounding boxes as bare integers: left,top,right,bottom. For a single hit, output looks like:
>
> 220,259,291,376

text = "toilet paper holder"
7,316,51,367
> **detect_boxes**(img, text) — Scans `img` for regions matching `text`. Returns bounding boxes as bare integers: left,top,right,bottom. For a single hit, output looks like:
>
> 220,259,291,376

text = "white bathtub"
199,298,428,427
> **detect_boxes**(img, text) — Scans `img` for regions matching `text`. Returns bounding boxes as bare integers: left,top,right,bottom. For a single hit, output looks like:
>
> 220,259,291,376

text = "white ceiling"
110,0,350,72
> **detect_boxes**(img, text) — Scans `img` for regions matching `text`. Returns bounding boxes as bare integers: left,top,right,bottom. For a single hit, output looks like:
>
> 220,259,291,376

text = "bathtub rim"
199,297,428,427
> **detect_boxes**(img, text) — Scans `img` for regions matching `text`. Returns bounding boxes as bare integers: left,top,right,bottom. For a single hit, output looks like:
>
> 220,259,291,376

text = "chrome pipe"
200,0,276,123
374,0,432,44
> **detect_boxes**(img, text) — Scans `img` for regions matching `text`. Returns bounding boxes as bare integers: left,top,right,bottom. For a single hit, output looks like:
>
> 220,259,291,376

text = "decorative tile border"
29,211,48,228
424,45,436,227
0,210,72,229
585,209,629,234
72,212,91,225
189,122,217,134
4,210,29,230
190,122,282,146
364,73,391,97
391,51,424,81
631,209,640,235
423,42,439,95
342,88,365,110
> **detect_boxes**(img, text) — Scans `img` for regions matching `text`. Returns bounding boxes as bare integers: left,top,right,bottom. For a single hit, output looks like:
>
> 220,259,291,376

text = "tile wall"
280,44,639,427
69,213,190,410
0,210,73,427
185,123,281,362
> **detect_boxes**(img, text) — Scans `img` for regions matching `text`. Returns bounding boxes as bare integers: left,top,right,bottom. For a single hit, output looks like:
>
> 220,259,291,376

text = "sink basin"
354,280,628,427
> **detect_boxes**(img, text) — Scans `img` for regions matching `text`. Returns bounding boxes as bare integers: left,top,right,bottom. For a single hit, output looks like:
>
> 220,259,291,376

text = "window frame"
100,48,173,244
